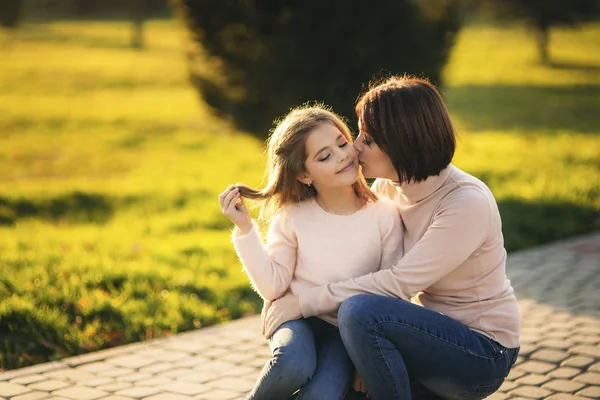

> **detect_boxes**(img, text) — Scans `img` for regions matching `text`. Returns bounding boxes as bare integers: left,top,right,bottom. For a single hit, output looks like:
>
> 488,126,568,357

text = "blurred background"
1,0,598,370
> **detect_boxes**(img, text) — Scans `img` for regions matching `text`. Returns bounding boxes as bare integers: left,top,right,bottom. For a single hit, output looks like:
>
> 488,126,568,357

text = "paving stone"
52,386,108,400
137,377,174,387
573,371,600,385
561,355,595,368
576,386,600,398
516,344,538,357
547,367,582,379
192,361,235,373
515,373,550,386
589,361,600,372
29,379,71,391
209,377,256,393
486,392,509,400
509,385,553,398
158,382,210,396
11,392,51,400
79,377,114,387
145,394,196,400
569,345,600,359
106,355,154,369
44,369,96,383
573,335,600,345
176,372,220,384
98,367,135,378
507,368,526,381
544,394,583,400
497,379,517,392
196,389,240,400
220,366,257,377
75,362,114,373
139,363,174,374
116,373,153,383
0,382,31,397
516,360,556,374
114,386,161,398
10,375,47,385
136,349,190,363
530,349,570,363
98,397,135,400
96,382,132,392
542,378,586,393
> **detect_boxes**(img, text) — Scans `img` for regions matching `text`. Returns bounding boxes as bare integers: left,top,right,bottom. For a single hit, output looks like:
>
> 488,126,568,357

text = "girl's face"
301,123,359,190
354,124,398,181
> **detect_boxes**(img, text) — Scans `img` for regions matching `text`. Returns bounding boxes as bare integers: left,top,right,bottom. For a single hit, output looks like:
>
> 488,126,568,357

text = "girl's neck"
315,186,363,215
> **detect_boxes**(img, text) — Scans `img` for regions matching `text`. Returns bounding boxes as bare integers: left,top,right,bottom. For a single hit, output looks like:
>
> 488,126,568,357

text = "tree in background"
489,0,600,64
172,0,464,137
130,0,146,48
0,0,23,28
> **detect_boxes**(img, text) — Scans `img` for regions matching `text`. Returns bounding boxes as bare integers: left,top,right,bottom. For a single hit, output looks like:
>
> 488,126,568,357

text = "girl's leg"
246,319,317,400
338,294,519,400
296,318,354,400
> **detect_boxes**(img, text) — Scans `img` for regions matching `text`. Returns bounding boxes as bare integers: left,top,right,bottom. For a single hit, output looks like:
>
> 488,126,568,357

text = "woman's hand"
262,294,302,338
353,370,368,395
218,186,252,234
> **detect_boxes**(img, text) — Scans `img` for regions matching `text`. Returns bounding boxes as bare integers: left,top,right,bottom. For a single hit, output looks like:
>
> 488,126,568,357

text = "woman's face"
354,125,398,181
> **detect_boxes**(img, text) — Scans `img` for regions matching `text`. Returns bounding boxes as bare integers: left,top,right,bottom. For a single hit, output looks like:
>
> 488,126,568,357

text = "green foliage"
0,0,23,28
173,0,463,136
0,19,598,370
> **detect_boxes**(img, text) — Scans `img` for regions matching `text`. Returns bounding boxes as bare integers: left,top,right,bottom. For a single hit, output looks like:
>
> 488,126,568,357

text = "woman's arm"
379,201,404,272
233,213,297,301
297,187,492,317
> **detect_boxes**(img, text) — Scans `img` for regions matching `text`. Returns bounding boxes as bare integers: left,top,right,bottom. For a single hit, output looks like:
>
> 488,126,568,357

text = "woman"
262,76,520,400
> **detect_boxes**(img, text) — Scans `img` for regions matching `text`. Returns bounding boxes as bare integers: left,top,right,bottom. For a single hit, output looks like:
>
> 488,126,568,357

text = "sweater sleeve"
298,187,491,317
232,213,297,301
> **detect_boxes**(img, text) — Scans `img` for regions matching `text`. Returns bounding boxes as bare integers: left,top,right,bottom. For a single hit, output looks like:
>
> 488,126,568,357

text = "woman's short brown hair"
356,75,456,184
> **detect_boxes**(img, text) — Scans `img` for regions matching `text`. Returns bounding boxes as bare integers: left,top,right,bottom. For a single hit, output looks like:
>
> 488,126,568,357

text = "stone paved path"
1,233,599,399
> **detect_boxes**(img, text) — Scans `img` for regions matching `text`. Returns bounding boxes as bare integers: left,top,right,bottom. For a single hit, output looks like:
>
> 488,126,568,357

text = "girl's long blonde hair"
236,104,377,222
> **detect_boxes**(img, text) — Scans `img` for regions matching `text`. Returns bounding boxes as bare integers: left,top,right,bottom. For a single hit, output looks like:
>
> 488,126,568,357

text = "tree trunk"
533,23,550,64
130,0,144,48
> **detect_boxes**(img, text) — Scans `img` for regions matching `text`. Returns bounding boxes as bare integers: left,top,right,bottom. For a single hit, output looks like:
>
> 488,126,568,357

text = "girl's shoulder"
365,196,399,216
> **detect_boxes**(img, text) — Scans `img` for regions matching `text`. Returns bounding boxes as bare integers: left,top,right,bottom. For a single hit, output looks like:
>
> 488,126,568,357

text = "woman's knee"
270,344,316,384
338,294,383,326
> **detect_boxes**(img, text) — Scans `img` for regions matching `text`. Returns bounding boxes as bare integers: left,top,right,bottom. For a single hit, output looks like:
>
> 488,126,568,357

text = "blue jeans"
338,294,520,400
246,317,354,400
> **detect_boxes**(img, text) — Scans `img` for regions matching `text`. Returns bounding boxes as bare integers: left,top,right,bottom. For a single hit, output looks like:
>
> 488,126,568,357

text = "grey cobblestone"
0,232,598,400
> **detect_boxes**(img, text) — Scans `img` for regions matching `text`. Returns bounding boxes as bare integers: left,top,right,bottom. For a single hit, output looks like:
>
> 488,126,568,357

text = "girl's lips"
337,160,355,173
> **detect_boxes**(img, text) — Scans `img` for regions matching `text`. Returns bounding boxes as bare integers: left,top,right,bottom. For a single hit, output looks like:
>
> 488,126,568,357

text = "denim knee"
270,344,316,385
338,294,375,334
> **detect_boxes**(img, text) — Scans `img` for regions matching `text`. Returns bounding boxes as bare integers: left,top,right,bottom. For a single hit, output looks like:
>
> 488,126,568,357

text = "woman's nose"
354,141,362,153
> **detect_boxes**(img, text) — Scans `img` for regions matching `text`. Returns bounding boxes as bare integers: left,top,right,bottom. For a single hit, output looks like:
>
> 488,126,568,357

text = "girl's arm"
297,187,491,317
233,213,297,301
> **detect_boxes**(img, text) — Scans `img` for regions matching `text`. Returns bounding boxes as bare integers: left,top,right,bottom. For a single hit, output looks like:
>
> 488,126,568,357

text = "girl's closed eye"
319,154,331,162
339,141,348,148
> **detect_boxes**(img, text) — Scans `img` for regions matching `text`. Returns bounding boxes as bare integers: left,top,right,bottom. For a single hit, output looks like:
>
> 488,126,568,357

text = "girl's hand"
218,186,252,234
260,299,274,336
262,294,301,339
353,370,368,395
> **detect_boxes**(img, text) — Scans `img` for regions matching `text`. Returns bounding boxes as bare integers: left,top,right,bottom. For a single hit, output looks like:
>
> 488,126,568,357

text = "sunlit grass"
0,19,598,369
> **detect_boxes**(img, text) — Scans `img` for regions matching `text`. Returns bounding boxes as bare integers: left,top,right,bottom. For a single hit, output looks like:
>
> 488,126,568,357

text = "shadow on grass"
0,189,213,226
0,192,115,226
549,61,600,72
498,197,600,252
445,84,600,134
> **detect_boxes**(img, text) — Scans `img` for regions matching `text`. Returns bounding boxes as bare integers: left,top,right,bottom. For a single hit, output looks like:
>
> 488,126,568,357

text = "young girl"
218,105,403,400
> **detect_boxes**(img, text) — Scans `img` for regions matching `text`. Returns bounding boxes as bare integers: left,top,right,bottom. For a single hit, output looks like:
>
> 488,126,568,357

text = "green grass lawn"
1,19,599,370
